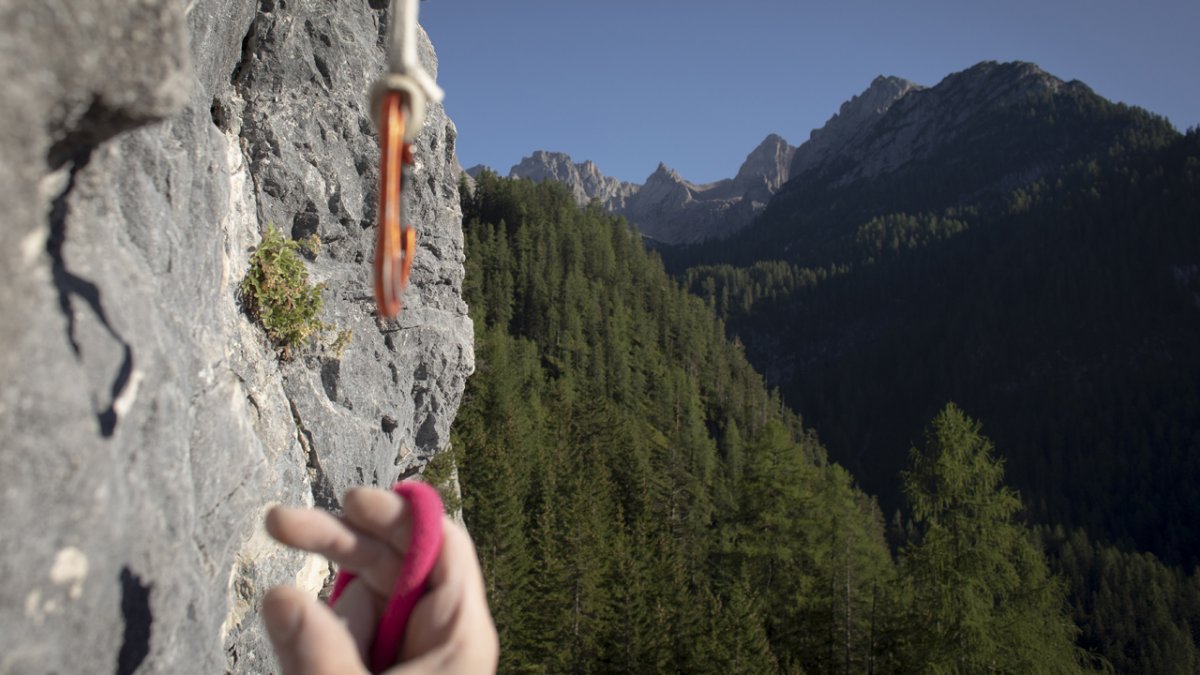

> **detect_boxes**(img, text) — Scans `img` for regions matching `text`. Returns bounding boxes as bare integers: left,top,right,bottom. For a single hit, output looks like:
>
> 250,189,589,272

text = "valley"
467,60,1200,672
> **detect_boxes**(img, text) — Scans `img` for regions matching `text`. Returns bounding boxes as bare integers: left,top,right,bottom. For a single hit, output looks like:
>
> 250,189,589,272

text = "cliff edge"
0,1,473,672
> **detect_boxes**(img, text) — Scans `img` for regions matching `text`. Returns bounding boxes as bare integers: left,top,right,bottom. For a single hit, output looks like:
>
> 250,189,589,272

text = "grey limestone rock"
842,62,1065,183
733,133,797,196
509,151,639,211
790,75,922,178
506,135,796,245
787,62,1075,187
0,1,472,674
620,134,796,244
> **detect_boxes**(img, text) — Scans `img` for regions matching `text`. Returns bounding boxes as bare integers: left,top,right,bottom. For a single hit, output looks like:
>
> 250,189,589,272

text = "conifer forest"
448,76,1200,672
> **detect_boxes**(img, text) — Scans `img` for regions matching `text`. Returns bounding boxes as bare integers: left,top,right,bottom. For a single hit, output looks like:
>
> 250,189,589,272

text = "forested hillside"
663,94,1200,668
678,127,1200,568
448,174,1089,673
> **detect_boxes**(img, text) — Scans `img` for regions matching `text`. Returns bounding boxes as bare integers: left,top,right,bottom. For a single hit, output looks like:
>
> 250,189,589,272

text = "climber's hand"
261,487,498,675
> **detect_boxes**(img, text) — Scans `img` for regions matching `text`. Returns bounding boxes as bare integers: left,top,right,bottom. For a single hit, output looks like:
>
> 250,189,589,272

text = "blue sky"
421,0,1199,185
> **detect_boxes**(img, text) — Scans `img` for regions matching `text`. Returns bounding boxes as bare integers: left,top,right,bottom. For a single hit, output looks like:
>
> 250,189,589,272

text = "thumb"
263,586,368,675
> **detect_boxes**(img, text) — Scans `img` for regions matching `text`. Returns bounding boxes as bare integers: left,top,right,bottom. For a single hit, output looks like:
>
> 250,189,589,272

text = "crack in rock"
287,395,340,512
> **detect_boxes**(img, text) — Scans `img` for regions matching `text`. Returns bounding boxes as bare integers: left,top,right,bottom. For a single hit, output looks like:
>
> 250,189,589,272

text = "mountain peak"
937,60,1065,100
780,58,1158,206
503,137,803,245
791,75,923,178
509,150,638,210
869,74,913,89
648,162,683,183
837,75,922,124
789,61,1088,184
734,133,796,194
514,150,575,173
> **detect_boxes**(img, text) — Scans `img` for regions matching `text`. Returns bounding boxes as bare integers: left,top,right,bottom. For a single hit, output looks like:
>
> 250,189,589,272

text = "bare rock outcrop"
790,75,922,178
0,2,472,673
509,151,639,211
788,62,1079,188
507,134,796,244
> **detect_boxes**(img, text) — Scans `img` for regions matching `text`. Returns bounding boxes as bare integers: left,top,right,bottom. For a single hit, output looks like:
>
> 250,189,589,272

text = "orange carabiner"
374,90,417,319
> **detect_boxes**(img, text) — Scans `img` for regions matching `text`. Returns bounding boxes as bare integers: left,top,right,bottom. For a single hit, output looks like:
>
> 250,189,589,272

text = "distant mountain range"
469,61,1154,252
466,71,927,244
467,131,799,244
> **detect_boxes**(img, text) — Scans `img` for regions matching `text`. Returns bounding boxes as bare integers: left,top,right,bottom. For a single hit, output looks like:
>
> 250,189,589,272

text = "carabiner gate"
374,91,416,319
369,0,442,319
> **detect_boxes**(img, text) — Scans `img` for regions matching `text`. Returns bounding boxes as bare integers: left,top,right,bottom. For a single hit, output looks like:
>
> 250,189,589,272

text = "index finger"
265,505,403,598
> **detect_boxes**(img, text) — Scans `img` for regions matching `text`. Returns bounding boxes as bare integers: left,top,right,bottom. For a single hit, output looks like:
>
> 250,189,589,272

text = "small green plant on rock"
421,448,463,515
330,329,354,358
299,232,321,258
241,224,327,358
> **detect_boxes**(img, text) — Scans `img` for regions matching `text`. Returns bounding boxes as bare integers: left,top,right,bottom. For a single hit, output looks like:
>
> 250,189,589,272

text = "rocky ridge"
789,62,1077,187
789,75,923,178
506,133,797,244
509,151,639,211
503,63,1084,245
0,2,472,673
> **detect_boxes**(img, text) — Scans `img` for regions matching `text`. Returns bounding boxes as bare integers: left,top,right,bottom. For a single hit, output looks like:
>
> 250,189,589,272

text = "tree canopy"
448,175,1111,673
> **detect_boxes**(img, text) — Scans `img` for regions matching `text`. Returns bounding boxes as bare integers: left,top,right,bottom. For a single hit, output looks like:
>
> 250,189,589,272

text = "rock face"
790,75,922,178
788,62,1077,187
509,151,639,211
0,2,473,674
506,134,796,244
733,133,797,195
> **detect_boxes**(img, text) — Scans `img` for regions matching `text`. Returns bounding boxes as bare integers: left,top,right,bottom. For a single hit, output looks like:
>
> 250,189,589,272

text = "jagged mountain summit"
621,134,799,244
495,73,927,245
666,59,1156,271
509,151,639,210
783,62,1105,199
735,132,797,194
504,133,797,244
501,61,1123,249
790,75,923,178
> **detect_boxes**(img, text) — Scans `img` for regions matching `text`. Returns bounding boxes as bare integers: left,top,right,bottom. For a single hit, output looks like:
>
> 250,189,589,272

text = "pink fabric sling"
328,481,444,674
